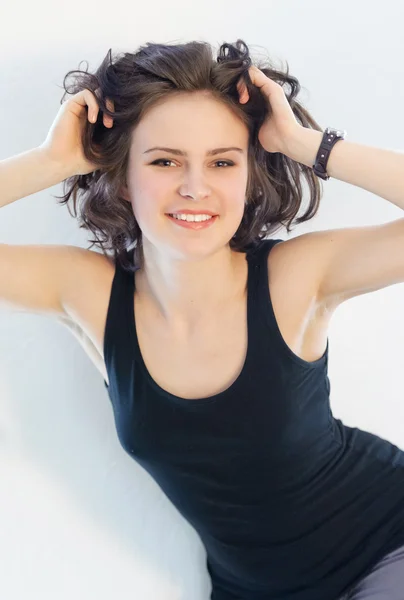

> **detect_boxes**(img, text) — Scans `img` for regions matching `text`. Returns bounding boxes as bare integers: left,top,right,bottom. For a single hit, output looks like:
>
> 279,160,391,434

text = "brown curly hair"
53,38,325,274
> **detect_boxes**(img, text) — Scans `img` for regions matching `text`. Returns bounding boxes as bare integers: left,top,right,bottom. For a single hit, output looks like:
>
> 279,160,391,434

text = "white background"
0,1,404,598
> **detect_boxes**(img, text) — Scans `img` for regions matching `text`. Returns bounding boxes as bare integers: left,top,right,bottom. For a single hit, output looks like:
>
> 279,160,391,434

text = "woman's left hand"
236,66,301,155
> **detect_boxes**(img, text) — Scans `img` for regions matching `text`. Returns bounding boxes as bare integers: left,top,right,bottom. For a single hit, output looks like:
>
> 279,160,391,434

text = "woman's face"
121,91,250,263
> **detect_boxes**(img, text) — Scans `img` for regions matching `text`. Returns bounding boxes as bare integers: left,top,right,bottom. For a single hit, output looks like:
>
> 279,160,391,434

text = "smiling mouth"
167,213,214,220
165,214,218,228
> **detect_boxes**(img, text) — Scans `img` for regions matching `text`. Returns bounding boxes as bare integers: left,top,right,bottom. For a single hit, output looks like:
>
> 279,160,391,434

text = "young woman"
1,39,404,599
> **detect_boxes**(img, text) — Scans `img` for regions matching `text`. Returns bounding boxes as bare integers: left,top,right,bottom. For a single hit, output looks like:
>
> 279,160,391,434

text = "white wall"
1,1,404,598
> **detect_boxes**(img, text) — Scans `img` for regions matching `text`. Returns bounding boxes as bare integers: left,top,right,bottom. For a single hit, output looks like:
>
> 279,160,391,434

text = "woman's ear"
119,184,131,202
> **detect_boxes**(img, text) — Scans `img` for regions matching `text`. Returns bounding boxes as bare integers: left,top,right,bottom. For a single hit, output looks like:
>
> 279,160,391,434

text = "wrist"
36,146,76,181
283,127,324,168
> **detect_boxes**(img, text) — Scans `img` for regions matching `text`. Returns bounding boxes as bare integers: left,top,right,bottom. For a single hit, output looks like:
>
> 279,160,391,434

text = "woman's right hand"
39,89,114,176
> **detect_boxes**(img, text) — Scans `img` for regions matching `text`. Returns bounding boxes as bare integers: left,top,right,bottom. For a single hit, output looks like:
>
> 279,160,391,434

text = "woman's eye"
150,159,234,168
151,159,175,167
215,161,234,168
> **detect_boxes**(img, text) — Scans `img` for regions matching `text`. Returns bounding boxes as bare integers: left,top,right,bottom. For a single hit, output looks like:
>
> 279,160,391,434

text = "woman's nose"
180,171,212,197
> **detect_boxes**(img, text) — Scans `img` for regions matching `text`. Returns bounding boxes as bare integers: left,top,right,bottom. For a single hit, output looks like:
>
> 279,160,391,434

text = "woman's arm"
285,128,404,211
0,147,71,210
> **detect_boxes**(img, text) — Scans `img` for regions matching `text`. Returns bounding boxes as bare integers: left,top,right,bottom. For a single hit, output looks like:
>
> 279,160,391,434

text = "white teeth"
170,214,213,222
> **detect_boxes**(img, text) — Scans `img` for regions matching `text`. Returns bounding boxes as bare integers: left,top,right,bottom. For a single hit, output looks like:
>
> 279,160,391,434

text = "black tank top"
103,238,404,600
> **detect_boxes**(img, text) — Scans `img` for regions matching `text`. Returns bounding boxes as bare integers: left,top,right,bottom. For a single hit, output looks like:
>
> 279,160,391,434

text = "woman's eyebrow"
143,146,245,156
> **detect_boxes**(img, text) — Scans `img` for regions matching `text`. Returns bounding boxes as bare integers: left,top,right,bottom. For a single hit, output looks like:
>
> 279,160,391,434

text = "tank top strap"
245,237,284,295
244,237,285,364
245,237,329,370
246,238,283,265
103,252,138,392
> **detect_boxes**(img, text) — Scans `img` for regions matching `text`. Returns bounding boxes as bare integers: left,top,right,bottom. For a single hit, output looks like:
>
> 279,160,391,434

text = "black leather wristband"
313,127,347,180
